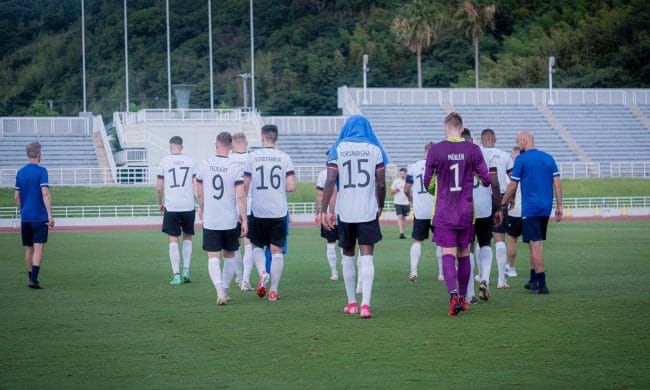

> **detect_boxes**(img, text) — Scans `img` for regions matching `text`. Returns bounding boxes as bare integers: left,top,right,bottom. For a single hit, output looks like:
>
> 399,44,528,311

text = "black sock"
28,270,32,282
31,266,40,283
536,272,546,287
529,269,536,283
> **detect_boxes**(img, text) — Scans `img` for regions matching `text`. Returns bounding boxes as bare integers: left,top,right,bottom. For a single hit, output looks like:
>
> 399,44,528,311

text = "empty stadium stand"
0,135,99,169
278,133,338,165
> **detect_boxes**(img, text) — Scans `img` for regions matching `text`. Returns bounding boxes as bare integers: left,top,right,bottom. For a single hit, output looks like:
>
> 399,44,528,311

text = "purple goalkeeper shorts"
434,225,474,249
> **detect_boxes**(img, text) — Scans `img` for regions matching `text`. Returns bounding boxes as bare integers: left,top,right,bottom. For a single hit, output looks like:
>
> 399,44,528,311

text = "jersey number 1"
449,163,462,192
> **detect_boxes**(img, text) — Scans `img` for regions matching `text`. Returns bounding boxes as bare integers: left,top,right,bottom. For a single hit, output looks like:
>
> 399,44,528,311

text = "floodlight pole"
250,0,256,112
237,74,251,108
81,0,87,112
363,54,369,105
124,0,130,112
208,0,214,110
166,0,172,110
548,56,556,105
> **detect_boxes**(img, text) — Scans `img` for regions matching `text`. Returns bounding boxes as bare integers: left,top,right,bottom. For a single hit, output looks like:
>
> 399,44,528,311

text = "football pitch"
1,221,649,388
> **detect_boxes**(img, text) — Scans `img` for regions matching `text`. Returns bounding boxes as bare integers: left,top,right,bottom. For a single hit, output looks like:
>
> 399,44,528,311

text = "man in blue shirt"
501,131,563,294
14,142,55,289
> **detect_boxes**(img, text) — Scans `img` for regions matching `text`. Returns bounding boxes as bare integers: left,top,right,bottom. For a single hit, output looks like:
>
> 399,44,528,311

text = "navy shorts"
411,218,433,241
162,210,195,237
337,216,382,250
320,224,338,243
203,226,240,252
507,216,522,238
395,204,411,217
21,221,49,246
247,214,287,248
522,216,549,243
474,217,493,247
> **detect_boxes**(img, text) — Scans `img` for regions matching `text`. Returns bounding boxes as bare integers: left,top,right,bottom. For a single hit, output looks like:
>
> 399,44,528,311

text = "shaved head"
516,131,535,152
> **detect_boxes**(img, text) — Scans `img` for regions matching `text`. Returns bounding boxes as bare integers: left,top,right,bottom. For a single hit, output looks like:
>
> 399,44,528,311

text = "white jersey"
328,141,384,223
157,154,195,212
473,146,494,218
391,177,409,205
510,185,522,217
406,159,434,220
249,147,295,218
229,151,253,215
196,155,244,230
483,146,513,194
316,168,337,214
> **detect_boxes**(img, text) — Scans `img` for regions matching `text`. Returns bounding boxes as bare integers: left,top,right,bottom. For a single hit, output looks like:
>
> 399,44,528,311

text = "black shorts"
21,221,48,246
203,227,240,252
395,204,411,217
337,216,382,250
247,214,287,248
411,218,433,241
493,207,507,234
522,216,549,243
162,210,195,237
320,224,338,243
473,217,493,247
507,216,522,238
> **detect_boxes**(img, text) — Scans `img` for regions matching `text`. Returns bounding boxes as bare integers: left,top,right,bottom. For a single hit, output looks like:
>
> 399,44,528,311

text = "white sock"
234,250,243,283
222,255,237,293
436,246,443,276
479,246,493,285
242,244,253,283
169,242,180,275
496,241,507,284
410,242,421,276
359,255,375,306
467,255,475,298
208,257,225,297
341,255,357,304
181,240,192,271
356,253,363,291
270,254,284,293
326,243,338,277
252,247,266,276
474,243,482,277
469,252,475,274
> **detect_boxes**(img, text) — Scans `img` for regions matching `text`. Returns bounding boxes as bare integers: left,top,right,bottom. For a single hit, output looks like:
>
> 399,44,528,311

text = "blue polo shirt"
510,149,559,217
15,163,50,222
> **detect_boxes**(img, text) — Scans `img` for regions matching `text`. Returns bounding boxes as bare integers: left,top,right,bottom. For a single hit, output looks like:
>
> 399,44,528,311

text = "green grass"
1,222,649,388
1,178,649,207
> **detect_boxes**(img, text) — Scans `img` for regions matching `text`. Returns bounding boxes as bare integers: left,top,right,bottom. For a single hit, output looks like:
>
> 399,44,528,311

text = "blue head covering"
327,115,389,164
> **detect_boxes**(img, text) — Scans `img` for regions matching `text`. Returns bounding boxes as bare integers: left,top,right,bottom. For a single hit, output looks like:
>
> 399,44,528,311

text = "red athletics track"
1,215,649,233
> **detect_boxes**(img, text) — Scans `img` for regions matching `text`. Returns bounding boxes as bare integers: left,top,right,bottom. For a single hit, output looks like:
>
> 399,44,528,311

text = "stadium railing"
1,197,649,221
558,162,601,178
262,116,346,134
118,109,244,124
610,162,650,178
0,117,90,136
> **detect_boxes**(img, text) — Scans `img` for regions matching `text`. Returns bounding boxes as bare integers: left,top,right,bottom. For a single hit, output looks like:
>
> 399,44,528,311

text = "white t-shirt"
249,147,295,218
391,177,409,205
196,155,244,230
328,141,384,223
509,185,522,217
483,146,513,194
229,151,253,215
406,159,434,220
157,154,195,212
316,168,337,214
473,147,494,219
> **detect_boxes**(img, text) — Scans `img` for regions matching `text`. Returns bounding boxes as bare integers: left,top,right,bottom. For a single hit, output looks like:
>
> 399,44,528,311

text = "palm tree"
461,0,496,88
391,0,440,88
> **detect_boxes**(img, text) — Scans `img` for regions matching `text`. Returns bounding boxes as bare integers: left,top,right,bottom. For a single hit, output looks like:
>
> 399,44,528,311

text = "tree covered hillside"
0,0,648,117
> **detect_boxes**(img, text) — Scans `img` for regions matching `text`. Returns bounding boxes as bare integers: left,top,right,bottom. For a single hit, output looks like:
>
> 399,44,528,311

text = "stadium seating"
638,104,650,119
548,105,650,175
278,133,339,165
0,135,99,168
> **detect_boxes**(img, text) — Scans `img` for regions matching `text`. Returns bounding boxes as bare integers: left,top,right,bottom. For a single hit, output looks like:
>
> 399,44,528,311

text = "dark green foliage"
0,0,648,117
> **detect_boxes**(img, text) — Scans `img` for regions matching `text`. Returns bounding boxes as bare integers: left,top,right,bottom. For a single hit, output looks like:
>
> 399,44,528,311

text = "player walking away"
505,146,523,278
424,113,492,316
156,136,196,285
391,168,410,239
230,132,254,291
315,152,339,281
501,131,563,294
480,129,513,289
196,132,248,305
318,115,387,319
404,142,441,283
15,142,54,289
248,125,296,301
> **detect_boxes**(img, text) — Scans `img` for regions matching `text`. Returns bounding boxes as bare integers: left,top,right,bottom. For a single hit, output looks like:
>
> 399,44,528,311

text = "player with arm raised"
423,112,492,316
195,132,248,306
318,115,387,319
403,142,440,283
230,132,254,291
156,136,196,285
315,151,339,281
248,125,296,301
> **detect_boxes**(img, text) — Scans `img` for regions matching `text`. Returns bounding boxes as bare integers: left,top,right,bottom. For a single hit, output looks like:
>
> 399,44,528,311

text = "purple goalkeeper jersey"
423,138,491,229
